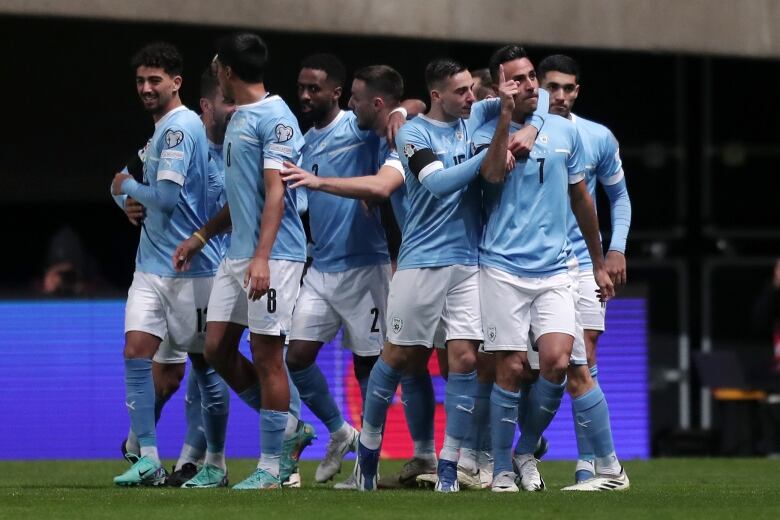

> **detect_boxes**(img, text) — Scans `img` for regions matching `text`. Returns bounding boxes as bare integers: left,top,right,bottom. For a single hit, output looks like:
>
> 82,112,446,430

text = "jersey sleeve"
261,115,302,170
567,124,587,184
596,130,625,186
156,124,194,186
382,147,405,179
466,99,500,134
397,124,438,180
471,123,494,154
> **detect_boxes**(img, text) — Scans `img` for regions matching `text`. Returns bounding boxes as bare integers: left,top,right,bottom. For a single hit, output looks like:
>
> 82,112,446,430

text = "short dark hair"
215,32,268,83
424,58,467,90
200,68,220,99
537,54,581,83
488,44,529,84
301,53,346,88
353,65,404,102
131,42,183,77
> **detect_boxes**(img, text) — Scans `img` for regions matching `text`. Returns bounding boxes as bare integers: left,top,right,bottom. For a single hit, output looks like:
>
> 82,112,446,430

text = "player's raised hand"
111,172,132,195
497,64,518,114
172,235,204,272
508,124,539,158
594,266,616,303
280,160,323,190
124,197,145,226
244,256,270,301
605,250,627,288
386,109,407,150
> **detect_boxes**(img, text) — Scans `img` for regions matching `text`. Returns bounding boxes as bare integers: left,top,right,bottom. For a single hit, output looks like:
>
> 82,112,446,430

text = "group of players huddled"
110,31,631,493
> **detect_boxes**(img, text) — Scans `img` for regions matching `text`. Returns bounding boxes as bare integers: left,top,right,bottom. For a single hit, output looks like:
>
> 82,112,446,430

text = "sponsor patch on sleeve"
161,149,185,160
268,143,293,157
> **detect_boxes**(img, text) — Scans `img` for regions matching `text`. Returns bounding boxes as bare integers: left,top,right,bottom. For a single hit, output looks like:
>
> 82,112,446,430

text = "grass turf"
1,458,780,519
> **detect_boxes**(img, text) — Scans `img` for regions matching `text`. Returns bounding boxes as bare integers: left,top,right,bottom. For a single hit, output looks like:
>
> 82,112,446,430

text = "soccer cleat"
456,463,482,490
415,472,438,489
333,473,358,490
381,456,438,489
477,451,494,489
562,467,630,492
513,454,545,492
113,455,167,487
232,468,281,490
282,470,301,488
166,462,199,487
316,425,359,482
534,436,549,460
120,438,139,465
491,471,519,493
280,421,316,484
434,459,459,493
353,442,380,491
181,464,228,488
574,459,596,484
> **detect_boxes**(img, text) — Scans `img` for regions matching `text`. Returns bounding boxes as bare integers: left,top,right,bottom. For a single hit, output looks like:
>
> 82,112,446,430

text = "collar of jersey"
510,120,526,131
419,114,459,128
309,110,346,134
155,105,188,128
237,93,278,110
570,113,579,125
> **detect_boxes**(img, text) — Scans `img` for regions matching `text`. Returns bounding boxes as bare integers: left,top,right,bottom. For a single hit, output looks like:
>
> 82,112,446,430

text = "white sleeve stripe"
418,160,444,182
264,158,283,170
157,170,185,186
240,135,260,144
599,169,625,186
383,159,405,178
568,172,585,184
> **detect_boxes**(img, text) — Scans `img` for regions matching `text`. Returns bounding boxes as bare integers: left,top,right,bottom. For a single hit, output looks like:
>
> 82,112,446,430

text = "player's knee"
449,348,477,373
203,337,222,367
285,348,315,372
566,364,593,396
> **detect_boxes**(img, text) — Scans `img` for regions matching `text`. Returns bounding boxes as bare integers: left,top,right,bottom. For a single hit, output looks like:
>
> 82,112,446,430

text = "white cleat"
415,472,438,489
282,470,301,488
561,467,630,492
478,451,494,489
491,471,519,493
513,454,545,492
333,473,358,490
457,461,482,490
315,425,359,483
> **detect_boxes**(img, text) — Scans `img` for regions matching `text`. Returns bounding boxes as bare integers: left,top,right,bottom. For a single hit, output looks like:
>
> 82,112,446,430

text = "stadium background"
1,1,779,461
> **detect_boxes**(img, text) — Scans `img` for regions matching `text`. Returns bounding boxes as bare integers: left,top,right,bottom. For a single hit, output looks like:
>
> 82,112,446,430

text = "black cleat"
166,463,199,487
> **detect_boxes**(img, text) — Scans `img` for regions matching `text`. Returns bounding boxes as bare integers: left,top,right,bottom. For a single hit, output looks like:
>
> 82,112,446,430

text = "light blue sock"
184,369,207,453
124,358,157,449
590,364,599,380
573,365,600,462
401,373,435,455
291,363,344,433
474,382,493,454
515,376,565,455
237,383,262,412
361,358,402,450
572,385,616,461
490,384,520,475
440,370,477,462
517,381,532,430
193,365,230,455
259,409,288,477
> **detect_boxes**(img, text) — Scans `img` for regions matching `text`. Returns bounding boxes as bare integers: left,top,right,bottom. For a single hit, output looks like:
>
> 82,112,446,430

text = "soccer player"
172,33,311,490
347,57,543,493
475,45,616,492
537,54,631,491
110,42,230,487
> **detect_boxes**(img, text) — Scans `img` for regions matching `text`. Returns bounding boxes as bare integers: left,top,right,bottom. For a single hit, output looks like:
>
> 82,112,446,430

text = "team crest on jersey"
275,124,294,142
455,130,464,141
164,129,184,148
402,143,416,158
392,317,403,334
487,326,497,343
539,133,549,144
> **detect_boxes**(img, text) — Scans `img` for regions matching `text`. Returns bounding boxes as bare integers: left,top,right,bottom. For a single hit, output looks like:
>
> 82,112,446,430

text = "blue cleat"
353,442,380,491
232,468,280,490
280,421,316,484
113,455,167,486
434,459,460,493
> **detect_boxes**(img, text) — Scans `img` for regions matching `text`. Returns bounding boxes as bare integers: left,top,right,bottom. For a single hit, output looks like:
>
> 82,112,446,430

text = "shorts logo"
402,143,416,158
487,326,497,343
392,317,403,334
164,129,184,148
275,124,294,142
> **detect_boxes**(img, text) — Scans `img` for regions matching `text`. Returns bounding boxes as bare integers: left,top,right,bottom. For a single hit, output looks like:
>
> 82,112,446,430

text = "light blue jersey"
223,95,307,262
394,100,501,269
566,114,627,268
300,110,389,272
380,139,409,228
133,106,221,277
476,114,586,277
207,140,229,255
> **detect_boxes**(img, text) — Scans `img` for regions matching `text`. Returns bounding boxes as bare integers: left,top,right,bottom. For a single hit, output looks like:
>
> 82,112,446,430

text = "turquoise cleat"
232,468,281,490
280,422,317,484
113,456,167,486
181,464,228,488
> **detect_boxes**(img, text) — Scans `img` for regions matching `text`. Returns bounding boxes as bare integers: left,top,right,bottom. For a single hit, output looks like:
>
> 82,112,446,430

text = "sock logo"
125,400,136,411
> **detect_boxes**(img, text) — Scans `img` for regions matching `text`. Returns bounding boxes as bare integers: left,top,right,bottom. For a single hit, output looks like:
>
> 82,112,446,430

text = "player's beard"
300,103,329,126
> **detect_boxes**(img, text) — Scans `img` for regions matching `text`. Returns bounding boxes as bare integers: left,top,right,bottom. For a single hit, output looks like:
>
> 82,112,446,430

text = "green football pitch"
2,458,780,519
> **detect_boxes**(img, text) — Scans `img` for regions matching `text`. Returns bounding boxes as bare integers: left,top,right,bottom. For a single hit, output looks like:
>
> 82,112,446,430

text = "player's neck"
233,82,267,106
373,106,393,137
314,104,342,130
152,96,183,123
511,109,530,125
426,104,457,124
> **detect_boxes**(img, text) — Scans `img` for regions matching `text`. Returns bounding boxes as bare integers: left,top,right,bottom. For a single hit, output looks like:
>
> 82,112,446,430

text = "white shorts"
125,272,213,355
289,264,391,356
152,340,188,364
386,265,482,348
576,267,606,331
480,265,576,354
206,258,304,336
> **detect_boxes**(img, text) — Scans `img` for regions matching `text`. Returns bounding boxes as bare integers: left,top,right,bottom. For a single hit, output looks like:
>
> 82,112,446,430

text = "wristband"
193,231,207,246
389,107,408,120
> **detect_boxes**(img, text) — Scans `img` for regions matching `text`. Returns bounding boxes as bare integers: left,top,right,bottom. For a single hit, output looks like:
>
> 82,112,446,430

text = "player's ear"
430,89,441,104
199,97,211,114
372,96,384,110
333,85,342,101
172,75,183,94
